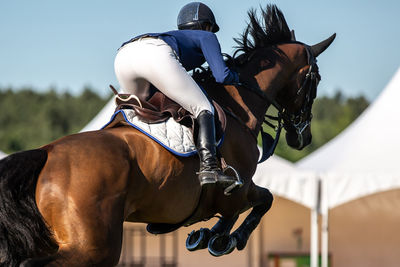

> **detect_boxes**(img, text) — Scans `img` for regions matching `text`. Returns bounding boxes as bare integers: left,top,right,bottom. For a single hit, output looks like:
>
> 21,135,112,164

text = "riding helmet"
177,2,220,33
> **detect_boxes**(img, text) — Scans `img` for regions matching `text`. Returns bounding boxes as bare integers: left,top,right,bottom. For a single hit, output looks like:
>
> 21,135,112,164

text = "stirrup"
222,165,243,196
197,169,242,196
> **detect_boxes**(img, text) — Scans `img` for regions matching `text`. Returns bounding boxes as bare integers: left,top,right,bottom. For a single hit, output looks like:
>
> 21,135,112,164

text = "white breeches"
114,37,214,118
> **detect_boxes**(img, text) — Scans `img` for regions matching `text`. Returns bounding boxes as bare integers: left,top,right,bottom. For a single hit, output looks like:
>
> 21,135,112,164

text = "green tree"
0,87,109,154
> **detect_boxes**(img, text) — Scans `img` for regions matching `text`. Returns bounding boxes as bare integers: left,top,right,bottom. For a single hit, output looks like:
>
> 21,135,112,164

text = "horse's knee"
263,188,273,211
251,186,273,213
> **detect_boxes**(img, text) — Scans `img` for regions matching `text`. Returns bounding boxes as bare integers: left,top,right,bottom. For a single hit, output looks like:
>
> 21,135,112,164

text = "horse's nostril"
298,133,312,150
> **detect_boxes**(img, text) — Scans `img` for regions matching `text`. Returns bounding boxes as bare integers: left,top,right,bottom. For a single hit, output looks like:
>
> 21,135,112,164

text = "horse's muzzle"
285,130,312,150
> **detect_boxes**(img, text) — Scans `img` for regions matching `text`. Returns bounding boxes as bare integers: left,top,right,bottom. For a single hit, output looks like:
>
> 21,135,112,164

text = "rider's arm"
199,32,239,85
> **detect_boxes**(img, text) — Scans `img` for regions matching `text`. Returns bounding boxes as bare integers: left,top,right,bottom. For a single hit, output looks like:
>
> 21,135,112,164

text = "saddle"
115,92,191,125
110,89,227,141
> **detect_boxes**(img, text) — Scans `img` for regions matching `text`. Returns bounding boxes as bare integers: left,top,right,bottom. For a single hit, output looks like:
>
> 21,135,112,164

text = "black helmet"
177,2,220,33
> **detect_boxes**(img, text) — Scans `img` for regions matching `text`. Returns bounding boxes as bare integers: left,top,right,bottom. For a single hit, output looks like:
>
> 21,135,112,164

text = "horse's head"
233,5,335,150
275,36,335,150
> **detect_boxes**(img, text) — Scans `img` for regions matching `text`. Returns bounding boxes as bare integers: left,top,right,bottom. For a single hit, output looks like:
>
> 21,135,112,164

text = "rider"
114,2,240,191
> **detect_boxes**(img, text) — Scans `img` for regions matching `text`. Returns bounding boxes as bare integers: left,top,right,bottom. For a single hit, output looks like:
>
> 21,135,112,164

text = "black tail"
0,149,58,266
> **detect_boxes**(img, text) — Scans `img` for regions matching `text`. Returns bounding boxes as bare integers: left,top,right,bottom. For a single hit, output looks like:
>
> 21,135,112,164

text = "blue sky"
1,0,399,100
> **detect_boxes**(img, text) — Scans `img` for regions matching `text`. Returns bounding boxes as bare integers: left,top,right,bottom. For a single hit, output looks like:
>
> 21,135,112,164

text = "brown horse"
0,5,335,267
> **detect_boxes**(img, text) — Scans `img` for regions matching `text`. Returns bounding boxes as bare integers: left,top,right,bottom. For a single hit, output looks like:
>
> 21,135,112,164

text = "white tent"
80,98,116,132
254,155,318,210
297,67,400,267
298,67,400,204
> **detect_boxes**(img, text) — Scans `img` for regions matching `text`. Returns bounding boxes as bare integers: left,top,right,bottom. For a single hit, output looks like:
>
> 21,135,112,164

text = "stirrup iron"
222,164,243,196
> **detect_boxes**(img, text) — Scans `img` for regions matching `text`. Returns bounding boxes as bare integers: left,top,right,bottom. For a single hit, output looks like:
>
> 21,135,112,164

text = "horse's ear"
290,30,296,41
310,33,336,57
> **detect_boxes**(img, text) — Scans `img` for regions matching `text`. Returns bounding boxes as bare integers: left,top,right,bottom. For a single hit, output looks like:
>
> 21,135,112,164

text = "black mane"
192,5,293,81
233,4,292,56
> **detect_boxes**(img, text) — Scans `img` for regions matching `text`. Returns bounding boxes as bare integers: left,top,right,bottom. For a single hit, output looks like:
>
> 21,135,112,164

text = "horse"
0,5,335,266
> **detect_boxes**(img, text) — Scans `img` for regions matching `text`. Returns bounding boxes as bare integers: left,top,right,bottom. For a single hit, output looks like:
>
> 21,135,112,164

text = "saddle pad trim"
102,110,224,157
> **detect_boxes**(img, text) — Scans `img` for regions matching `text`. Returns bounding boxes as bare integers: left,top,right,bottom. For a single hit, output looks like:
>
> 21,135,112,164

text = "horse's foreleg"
186,215,238,252
205,215,241,256
232,183,273,250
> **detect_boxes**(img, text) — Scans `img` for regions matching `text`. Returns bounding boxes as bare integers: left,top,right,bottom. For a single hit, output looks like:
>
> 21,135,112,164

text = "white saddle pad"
104,109,198,157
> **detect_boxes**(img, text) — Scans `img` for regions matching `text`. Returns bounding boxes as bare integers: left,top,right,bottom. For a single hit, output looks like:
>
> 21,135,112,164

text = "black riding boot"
196,110,237,189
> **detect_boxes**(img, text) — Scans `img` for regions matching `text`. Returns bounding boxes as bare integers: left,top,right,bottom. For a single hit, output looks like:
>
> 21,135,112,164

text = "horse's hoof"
186,228,212,251
236,236,247,250
232,232,249,250
208,234,237,257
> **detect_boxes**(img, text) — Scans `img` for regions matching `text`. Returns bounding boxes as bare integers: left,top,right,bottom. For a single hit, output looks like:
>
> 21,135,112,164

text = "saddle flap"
115,92,192,125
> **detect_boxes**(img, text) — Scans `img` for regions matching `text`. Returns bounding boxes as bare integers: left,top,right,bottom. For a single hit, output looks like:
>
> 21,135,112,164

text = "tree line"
0,87,109,153
0,87,369,162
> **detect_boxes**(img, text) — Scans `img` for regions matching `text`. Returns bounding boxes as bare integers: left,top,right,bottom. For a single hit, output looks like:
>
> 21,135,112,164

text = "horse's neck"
226,85,269,134
205,82,269,138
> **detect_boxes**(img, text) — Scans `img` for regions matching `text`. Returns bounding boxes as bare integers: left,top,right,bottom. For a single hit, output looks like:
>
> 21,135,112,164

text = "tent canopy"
253,155,318,209
297,67,400,208
80,98,115,132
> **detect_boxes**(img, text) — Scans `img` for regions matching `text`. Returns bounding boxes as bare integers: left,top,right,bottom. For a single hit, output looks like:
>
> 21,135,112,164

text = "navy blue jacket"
121,30,239,85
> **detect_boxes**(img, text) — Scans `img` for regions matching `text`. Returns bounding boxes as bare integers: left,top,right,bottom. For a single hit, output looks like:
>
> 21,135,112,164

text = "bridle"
272,45,319,145
229,44,320,162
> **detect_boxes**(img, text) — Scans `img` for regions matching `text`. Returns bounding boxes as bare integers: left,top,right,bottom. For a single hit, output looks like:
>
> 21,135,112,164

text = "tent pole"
321,178,329,267
310,178,321,267
310,208,318,267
